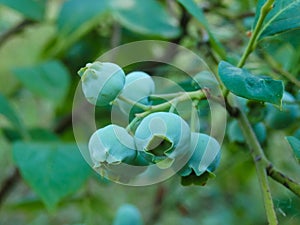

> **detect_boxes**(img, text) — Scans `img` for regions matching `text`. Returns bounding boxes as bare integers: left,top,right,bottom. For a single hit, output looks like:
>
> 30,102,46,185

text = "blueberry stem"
190,100,200,132
117,95,151,111
136,90,206,118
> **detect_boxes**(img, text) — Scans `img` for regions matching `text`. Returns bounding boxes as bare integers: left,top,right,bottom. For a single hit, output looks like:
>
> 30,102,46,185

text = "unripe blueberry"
179,133,221,178
89,125,146,181
228,120,266,144
89,125,137,165
134,112,191,168
118,71,155,115
265,92,299,129
113,204,143,225
78,62,125,106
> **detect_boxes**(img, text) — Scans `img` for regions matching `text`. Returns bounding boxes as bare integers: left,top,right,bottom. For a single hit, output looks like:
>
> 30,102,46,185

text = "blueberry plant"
0,0,300,224
79,61,221,185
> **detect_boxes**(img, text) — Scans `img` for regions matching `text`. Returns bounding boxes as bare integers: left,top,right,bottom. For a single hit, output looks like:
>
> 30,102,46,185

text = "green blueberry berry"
228,120,266,144
89,125,145,181
179,133,221,178
78,62,125,106
265,92,299,129
113,204,143,225
253,123,267,144
118,71,155,114
89,124,137,165
134,112,191,168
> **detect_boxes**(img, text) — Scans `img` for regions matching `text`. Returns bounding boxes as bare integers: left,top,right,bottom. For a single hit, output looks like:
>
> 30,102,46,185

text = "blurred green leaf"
294,129,300,139
57,0,109,37
0,94,26,136
177,0,226,58
255,0,300,39
111,0,180,38
286,136,300,161
0,0,47,21
264,92,299,130
218,61,284,105
13,60,70,105
46,0,109,57
263,41,297,73
3,128,59,142
0,24,56,94
28,128,59,141
13,142,91,210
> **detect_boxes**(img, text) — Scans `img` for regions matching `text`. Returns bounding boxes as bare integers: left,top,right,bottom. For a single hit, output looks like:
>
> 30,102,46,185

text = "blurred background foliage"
0,0,299,224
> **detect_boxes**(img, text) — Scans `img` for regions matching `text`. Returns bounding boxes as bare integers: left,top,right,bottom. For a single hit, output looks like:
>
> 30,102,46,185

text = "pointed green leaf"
177,0,226,58
218,61,284,105
13,60,70,105
254,0,300,39
111,0,180,38
0,25,56,95
286,136,300,161
3,128,59,142
57,0,109,37
13,142,91,210
0,0,47,21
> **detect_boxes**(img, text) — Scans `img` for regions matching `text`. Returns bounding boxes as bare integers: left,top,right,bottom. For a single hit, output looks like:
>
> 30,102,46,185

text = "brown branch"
0,168,20,207
146,185,166,225
223,99,300,198
0,19,35,47
266,163,300,198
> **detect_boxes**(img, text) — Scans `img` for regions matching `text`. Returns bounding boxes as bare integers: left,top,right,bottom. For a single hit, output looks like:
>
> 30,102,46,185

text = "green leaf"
46,0,109,57
218,61,284,105
57,0,109,37
13,60,70,104
110,0,180,38
286,136,300,161
3,128,59,142
13,142,91,210
0,94,26,137
0,24,56,95
0,0,47,20
255,0,300,39
177,0,226,58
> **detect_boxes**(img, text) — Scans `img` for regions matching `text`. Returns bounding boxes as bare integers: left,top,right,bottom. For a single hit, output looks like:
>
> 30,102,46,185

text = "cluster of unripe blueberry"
78,61,221,185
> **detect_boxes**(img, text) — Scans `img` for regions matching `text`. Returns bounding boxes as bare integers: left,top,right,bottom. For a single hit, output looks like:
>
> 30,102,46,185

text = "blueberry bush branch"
0,168,20,208
266,164,300,197
237,110,278,225
222,0,299,224
237,0,275,68
232,0,300,197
